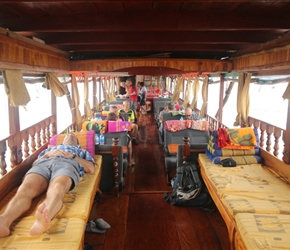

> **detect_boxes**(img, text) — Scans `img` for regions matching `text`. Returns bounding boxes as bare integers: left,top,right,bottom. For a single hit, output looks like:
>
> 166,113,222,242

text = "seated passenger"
120,100,139,146
106,112,135,166
109,105,124,121
184,107,199,120
0,133,95,237
158,101,175,144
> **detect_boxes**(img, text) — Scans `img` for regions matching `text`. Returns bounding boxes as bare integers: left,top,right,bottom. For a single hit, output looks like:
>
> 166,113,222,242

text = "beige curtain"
45,72,69,97
116,77,121,95
72,75,83,131
165,76,170,91
171,76,183,101
189,76,200,109
183,76,191,108
3,69,30,107
234,72,252,127
108,77,116,102
84,76,92,119
94,77,100,111
282,80,290,100
200,76,209,117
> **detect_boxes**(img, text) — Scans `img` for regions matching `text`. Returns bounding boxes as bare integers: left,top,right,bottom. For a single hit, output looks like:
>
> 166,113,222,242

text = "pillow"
82,120,107,133
50,130,95,156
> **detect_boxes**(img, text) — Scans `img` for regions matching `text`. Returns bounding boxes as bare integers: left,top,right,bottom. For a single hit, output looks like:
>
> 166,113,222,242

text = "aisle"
84,112,230,250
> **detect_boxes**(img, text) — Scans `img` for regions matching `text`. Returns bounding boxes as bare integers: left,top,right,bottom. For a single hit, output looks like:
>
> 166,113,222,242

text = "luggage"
164,162,212,209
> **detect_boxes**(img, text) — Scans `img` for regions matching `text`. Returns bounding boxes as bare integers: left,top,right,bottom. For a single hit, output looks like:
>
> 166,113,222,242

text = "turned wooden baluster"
260,122,266,149
23,131,30,158
0,141,7,176
42,126,47,145
182,136,190,163
29,127,36,153
273,127,282,157
266,125,273,153
35,124,42,148
112,137,120,197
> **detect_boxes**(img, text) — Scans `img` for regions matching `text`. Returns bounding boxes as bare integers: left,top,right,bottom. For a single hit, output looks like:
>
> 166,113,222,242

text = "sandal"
85,221,106,234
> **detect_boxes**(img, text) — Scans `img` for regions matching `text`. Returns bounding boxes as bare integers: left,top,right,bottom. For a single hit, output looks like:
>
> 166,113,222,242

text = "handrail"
0,115,57,177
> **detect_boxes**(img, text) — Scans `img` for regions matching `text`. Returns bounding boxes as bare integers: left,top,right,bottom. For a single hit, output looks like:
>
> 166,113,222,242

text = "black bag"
164,162,212,208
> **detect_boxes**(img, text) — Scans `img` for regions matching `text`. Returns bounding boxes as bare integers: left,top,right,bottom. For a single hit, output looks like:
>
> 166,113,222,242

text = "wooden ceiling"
1,0,290,62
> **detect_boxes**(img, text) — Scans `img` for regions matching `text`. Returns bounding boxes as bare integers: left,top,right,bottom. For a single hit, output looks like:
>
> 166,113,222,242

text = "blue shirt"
38,144,95,177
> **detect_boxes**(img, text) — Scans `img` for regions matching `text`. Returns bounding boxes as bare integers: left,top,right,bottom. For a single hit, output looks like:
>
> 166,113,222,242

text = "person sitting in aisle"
0,133,95,237
184,107,199,120
126,78,139,112
106,112,135,166
139,81,147,115
120,100,139,146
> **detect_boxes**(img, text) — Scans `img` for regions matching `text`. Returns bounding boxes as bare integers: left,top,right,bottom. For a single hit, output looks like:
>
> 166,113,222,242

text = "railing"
0,115,57,177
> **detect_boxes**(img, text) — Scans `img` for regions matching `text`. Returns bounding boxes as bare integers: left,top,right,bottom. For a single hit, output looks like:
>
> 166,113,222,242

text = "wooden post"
112,138,120,196
182,137,190,163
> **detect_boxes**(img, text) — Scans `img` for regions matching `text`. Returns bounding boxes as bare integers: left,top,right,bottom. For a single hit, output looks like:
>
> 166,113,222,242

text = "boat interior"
1,1,290,250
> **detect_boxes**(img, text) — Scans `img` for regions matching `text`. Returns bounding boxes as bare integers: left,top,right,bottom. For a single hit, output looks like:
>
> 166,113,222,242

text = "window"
19,82,51,130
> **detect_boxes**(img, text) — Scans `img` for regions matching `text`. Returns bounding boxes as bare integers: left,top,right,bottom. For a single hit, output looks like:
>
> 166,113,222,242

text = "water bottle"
180,116,184,121
95,133,99,145
100,133,105,145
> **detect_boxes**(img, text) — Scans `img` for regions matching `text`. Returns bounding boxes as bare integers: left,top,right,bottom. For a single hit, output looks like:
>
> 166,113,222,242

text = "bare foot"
29,203,50,236
0,216,10,237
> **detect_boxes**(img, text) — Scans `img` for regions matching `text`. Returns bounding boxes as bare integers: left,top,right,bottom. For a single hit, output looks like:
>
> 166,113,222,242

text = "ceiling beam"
25,31,283,45
3,12,290,32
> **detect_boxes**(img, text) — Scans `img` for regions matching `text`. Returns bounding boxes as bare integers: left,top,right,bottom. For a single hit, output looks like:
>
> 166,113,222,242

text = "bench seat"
198,153,290,249
0,154,102,250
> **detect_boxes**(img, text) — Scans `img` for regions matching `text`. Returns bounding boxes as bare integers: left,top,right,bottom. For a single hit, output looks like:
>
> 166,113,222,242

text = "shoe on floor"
94,218,111,230
85,221,106,234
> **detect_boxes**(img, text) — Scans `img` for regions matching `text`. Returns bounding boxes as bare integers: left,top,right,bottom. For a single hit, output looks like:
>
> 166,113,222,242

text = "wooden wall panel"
233,45,290,73
0,33,69,72
69,58,233,74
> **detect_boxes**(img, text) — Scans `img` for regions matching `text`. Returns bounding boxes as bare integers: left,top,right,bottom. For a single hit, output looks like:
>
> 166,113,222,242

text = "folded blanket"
164,120,209,132
206,149,263,165
217,127,257,150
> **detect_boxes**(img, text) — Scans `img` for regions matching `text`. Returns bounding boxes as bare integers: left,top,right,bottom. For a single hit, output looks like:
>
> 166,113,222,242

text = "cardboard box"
108,121,132,132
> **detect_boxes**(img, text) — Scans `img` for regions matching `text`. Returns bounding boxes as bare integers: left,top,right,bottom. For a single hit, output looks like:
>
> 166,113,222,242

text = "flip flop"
85,221,106,234
94,218,111,230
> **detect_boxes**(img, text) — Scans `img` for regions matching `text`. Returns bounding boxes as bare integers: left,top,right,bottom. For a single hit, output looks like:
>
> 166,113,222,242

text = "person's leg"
0,173,48,237
130,124,139,145
29,175,72,236
128,141,135,166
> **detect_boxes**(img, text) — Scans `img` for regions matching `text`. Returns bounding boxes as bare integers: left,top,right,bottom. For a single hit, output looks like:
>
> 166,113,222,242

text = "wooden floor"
85,112,231,250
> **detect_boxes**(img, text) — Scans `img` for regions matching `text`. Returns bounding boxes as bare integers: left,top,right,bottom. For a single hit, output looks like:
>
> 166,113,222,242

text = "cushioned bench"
0,131,102,250
198,151,290,249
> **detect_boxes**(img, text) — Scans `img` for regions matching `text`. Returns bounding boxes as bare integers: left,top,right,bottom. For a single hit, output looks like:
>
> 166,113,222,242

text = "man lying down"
0,133,95,237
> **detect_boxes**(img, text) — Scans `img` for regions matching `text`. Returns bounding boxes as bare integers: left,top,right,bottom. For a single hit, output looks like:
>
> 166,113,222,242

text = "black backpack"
164,162,212,209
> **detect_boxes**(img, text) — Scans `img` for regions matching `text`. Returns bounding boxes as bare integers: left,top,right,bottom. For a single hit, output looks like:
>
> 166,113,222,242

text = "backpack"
164,162,212,209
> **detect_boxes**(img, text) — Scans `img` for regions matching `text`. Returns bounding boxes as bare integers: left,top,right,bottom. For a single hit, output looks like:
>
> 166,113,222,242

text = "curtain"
234,72,252,127
171,76,183,101
72,75,83,131
183,76,191,108
189,76,200,109
282,80,290,100
3,69,30,107
45,72,69,97
200,75,209,117
116,77,121,95
108,77,116,102
84,75,92,119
